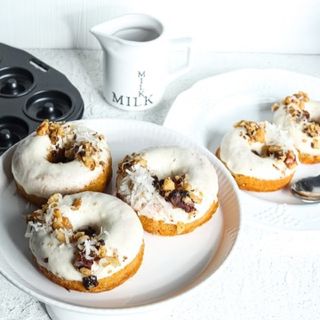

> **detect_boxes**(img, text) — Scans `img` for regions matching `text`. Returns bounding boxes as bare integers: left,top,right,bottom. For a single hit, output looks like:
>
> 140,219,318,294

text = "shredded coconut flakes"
119,164,155,210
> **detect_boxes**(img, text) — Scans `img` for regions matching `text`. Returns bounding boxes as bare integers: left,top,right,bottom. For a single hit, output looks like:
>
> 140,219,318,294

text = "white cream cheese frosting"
272,92,320,156
26,192,144,282
220,121,298,180
116,147,219,224
11,121,111,198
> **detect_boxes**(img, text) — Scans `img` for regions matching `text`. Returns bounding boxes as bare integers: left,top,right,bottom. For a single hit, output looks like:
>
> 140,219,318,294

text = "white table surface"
1,49,320,320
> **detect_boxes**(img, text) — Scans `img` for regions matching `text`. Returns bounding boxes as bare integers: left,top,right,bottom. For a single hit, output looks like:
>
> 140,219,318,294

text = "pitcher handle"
167,37,192,83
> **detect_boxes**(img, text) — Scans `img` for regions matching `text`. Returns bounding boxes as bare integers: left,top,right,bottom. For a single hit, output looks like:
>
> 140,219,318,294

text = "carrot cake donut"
217,120,298,192
12,120,112,205
25,192,144,292
116,147,219,236
272,91,320,164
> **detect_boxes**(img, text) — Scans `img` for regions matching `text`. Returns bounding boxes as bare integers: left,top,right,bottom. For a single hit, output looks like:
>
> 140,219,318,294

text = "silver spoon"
291,174,320,203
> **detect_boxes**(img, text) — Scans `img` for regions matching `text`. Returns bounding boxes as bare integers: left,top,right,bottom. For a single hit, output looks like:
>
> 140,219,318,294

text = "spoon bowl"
291,174,320,203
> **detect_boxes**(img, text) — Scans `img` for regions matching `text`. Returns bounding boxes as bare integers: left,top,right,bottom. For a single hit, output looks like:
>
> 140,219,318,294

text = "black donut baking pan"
0,43,84,154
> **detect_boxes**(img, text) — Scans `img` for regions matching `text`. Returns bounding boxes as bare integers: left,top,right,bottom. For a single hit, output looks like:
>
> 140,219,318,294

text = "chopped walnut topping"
38,120,104,170
303,122,320,138
26,209,44,224
36,120,65,144
283,92,309,108
284,151,297,169
311,139,320,149
55,230,67,243
75,141,98,170
271,103,280,112
48,140,99,171
153,174,203,214
277,92,311,122
293,91,309,102
79,267,92,276
259,144,297,169
26,194,64,238
260,145,284,159
36,120,49,136
234,120,265,143
118,153,147,173
189,192,203,204
53,208,62,219
26,195,72,243
72,231,84,241
98,245,106,258
77,234,90,244
48,193,61,205
71,198,82,210
62,217,72,229
287,106,310,121
52,208,72,230
162,177,175,192
48,123,64,144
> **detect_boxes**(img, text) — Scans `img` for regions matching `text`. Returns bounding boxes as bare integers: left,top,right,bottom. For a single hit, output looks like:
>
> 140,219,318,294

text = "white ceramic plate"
0,119,240,319
164,69,320,230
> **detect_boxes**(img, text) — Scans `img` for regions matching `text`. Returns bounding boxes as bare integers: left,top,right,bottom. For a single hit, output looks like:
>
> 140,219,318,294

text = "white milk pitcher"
91,14,191,111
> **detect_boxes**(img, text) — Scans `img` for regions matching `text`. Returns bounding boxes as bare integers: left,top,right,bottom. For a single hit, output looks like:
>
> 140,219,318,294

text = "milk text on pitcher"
112,92,154,107
112,71,154,108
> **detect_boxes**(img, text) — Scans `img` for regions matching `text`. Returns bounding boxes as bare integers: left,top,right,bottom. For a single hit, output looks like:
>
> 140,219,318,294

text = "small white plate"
164,69,320,230
0,119,241,319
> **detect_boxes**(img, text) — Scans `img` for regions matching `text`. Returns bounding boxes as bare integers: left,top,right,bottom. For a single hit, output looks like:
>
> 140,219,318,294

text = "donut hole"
47,147,76,164
43,129,97,170
77,225,101,237
250,145,298,169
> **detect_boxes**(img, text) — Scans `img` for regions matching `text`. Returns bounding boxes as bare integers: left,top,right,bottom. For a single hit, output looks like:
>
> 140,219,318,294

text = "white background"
1,0,320,53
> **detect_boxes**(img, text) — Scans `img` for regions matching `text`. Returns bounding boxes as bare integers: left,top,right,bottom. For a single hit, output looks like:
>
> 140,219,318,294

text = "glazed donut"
25,192,144,292
12,120,112,205
217,120,299,191
272,91,320,164
116,147,219,236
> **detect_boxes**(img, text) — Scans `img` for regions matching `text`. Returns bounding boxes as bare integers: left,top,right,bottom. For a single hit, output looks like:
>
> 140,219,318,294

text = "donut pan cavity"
0,43,84,154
